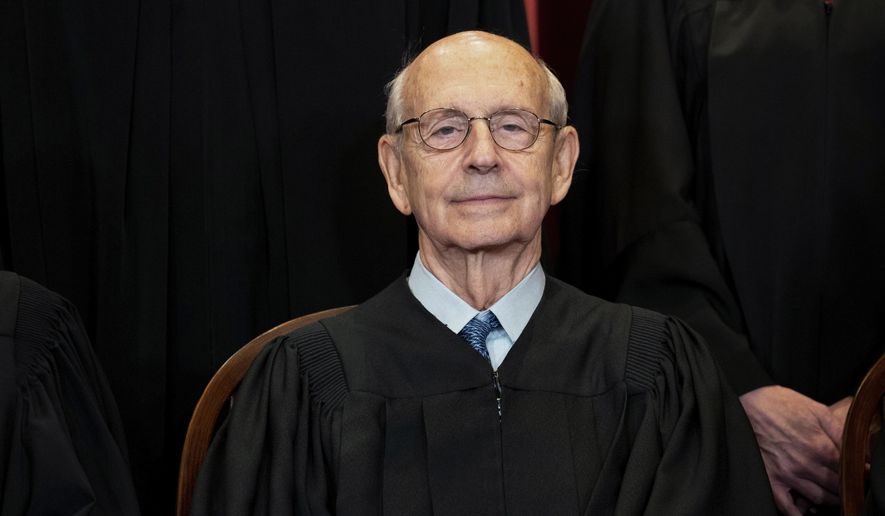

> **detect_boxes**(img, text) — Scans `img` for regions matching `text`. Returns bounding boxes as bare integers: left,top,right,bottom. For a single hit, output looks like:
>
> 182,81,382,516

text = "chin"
451,232,523,253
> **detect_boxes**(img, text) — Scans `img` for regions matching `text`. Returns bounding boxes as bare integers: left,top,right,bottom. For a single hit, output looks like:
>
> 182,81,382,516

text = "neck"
419,234,541,310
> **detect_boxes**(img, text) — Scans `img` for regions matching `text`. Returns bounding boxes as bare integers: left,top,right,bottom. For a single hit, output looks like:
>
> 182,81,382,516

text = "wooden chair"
842,352,885,516
176,305,355,516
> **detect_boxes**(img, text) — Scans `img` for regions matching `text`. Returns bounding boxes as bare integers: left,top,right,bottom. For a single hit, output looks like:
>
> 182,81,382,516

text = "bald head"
375,30,579,307
384,31,567,135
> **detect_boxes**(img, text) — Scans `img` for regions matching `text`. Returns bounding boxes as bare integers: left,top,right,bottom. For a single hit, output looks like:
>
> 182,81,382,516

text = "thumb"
818,408,844,448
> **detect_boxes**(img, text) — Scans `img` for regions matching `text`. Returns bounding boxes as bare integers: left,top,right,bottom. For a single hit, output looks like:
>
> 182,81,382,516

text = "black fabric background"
558,0,884,402
0,1,527,512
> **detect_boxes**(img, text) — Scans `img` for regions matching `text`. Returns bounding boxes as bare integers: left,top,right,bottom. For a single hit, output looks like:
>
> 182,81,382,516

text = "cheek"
405,156,459,199
520,158,555,201
400,167,449,223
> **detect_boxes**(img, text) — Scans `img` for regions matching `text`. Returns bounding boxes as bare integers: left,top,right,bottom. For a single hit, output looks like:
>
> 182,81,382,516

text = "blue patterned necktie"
458,311,500,361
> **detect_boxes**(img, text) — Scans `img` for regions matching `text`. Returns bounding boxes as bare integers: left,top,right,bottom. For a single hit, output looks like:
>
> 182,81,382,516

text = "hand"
739,385,843,516
829,396,853,426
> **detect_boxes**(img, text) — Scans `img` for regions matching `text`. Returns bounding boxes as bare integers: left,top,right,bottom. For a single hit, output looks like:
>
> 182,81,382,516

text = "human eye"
493,111,532,134
431,123,462,137
420,110,467,148
490,110,538,149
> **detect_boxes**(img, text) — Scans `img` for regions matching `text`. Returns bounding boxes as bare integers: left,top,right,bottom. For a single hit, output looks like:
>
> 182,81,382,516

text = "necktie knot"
458,311,501,361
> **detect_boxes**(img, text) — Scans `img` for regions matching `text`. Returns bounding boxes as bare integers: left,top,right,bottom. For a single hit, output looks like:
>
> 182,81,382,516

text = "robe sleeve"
0,272,140,516
190,323,347,516
562,0,771,395
617,307,776,514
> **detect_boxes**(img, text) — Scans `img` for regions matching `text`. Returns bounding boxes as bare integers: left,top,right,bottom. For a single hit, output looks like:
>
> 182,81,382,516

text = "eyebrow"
431,105,539,116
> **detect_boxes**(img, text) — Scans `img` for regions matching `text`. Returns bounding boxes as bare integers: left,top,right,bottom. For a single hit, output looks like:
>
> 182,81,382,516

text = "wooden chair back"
842,352,885,516
176,305,355,516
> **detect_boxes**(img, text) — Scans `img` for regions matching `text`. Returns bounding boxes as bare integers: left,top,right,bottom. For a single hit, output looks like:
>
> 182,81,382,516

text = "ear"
378,134,413,215
549,125,579,206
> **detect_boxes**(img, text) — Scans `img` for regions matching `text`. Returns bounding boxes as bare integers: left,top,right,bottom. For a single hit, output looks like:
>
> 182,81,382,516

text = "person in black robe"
1,3,528,512
559,0,885,513
191,30,776,515
0,271,140,515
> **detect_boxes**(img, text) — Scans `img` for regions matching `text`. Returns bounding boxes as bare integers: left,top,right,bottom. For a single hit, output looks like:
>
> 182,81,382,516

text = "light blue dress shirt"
406,253,545,370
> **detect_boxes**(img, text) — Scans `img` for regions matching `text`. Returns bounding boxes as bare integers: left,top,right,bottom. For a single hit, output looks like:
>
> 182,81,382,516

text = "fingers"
794,494,813,514
760,437,839,500
794,454,839,495
788,474,839,506
771,484,803,516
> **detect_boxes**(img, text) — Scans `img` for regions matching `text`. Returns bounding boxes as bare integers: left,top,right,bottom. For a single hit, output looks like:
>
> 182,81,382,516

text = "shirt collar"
407,252,545,342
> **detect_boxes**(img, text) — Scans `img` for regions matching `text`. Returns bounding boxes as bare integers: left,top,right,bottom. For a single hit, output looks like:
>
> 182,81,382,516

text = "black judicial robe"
1,3,528,512
0,272,140,515
560,0,885,402
191,276,775,515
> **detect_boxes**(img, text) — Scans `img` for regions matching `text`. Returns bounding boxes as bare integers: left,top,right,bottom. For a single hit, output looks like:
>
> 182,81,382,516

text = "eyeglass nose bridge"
461,115,499,148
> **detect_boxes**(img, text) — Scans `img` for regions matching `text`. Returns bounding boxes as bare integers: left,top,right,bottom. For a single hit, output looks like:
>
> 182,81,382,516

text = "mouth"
451,194,515,204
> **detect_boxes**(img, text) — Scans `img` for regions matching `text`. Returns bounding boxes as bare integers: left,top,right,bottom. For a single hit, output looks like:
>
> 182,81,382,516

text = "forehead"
403,34,547,116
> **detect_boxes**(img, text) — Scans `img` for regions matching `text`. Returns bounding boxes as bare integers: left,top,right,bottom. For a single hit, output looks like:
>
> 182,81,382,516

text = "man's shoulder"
328,274,424,332
543,276,700,392
547,274,673,328
543,275,655,329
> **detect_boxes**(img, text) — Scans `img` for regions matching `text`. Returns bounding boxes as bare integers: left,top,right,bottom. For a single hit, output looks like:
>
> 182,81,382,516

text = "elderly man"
191,31,775,515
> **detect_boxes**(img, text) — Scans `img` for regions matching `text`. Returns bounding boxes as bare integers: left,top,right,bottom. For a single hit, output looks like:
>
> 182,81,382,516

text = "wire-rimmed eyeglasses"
395,108,562,151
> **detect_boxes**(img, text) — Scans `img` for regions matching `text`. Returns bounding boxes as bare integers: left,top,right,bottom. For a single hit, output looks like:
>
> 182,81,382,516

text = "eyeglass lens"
418,109,541,150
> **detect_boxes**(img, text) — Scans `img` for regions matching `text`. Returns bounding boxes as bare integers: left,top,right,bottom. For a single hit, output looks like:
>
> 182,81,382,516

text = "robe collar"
406,252,544,343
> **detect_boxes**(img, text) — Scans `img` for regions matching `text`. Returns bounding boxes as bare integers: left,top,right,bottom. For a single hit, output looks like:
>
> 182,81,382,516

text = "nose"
462,118,500,174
